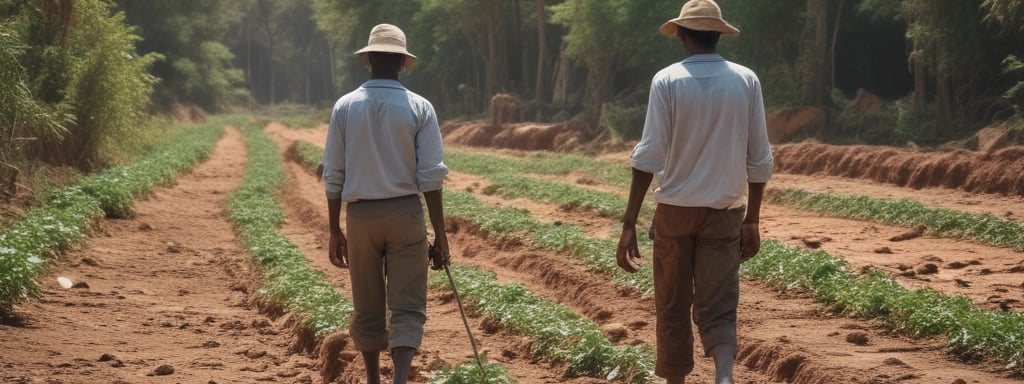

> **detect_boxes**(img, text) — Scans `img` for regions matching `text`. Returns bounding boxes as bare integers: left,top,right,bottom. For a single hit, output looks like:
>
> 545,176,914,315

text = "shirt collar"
681,53,725,64
361,79,407,90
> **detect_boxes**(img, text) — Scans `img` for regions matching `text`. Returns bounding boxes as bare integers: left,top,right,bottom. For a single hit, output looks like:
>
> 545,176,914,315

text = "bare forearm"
745,183,766,224
622,168,654,227
328,198,343,232
423,189,445,234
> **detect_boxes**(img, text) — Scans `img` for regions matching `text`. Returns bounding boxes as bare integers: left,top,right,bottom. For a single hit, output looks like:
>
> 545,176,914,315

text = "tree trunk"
912,54,926,117
830,0,844,89
535,0,547,106
485,4,497,98
936,71,953,137
584,56,614,130
551,53,569,106
804,0,830,107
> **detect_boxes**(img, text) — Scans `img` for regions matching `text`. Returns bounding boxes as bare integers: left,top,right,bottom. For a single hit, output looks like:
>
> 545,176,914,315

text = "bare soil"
2,121,1022,384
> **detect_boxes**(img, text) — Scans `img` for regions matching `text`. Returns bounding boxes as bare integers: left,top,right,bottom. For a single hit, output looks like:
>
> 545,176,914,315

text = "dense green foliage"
770,188,1024,251
228,120,351,337
0,0,159,171
0,120,221,312
115,0,248,112
743,240,1024,371
429,264,654,383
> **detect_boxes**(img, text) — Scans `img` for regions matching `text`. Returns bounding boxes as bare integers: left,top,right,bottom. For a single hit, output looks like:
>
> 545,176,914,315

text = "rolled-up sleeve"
323,107,346,199
631,76,671,173
415,104,448,192
746,78,773,183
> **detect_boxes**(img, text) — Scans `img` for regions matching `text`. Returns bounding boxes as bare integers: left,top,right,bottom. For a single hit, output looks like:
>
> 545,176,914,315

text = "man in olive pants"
322,24,450,384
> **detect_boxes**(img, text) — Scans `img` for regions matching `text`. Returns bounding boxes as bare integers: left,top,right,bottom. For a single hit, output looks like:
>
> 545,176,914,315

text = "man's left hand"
740,222,760,262
329,229,348,268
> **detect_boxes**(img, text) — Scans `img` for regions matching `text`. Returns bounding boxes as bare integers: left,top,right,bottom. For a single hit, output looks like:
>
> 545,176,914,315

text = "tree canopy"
3,0,1024,186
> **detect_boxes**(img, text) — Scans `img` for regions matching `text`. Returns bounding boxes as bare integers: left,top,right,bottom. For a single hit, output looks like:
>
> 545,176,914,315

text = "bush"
6,0,159,170
600,101,647,141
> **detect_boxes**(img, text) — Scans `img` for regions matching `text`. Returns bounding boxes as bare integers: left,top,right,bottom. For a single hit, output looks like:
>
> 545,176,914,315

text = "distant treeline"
2,1,1024,191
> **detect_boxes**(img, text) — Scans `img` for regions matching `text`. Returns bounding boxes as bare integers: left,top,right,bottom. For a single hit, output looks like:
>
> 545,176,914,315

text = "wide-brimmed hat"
659,0,740,38
355,24,418,70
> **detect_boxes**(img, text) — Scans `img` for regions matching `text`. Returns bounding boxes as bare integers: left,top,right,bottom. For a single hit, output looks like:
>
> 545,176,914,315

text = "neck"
685,47,716,57
370,71,400,81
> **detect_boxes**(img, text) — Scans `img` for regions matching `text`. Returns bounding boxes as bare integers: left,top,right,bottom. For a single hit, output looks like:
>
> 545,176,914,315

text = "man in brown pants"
615,1,774,383
322,24,450,384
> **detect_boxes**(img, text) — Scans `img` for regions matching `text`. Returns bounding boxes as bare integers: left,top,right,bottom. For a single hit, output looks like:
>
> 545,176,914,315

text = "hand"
616,225,642,273
428,236,450,271
740,222,761,263
329,229,348,268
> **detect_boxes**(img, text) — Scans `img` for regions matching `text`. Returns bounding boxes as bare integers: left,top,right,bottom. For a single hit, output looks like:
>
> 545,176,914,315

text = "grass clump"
292,141,324,173
429,264,654,383
446,149,632,189
743,240,1024,371
770,188,1024,251
264,106,329,129
229,121,351,337
430,361,518,384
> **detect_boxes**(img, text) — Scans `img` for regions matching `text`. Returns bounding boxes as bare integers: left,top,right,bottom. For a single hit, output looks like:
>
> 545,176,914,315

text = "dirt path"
0,127,323,384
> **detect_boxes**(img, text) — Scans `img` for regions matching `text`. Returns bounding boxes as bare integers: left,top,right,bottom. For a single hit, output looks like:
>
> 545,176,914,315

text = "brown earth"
773,142,1024,197
442,119,587,152
3,121,1022,384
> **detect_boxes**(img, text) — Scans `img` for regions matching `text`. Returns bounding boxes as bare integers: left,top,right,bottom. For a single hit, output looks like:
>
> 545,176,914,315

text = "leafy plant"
430,361,518,384
770,188,1024,251
0,119,222,311
743,240,1024,371
228,121,351,337
293,141,324,173
429,264,654,383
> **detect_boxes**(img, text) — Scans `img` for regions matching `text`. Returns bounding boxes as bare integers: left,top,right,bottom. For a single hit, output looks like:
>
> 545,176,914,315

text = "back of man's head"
368,52,405,74
677,26,721,50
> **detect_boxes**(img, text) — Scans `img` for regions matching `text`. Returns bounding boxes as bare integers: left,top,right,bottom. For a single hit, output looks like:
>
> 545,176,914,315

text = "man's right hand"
616,225,642,273
329,229,348,268
428,238,449,271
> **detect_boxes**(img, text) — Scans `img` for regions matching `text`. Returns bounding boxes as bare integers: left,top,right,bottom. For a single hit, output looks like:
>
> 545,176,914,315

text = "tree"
115,0,248,112
550,0,676,127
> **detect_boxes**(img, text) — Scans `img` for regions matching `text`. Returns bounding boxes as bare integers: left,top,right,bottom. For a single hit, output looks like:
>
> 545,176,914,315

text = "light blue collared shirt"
631,54,774,209
323,79,448,202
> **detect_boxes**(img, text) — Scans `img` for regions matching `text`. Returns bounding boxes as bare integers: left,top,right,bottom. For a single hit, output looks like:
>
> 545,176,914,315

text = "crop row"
288,138,1024,373
285,140,626,382
442,150,1024,373
228,121,352,338
769,188,1024,251
743,241,1024,370
429,264,654,383
452,149,1024,255
1,119,224,311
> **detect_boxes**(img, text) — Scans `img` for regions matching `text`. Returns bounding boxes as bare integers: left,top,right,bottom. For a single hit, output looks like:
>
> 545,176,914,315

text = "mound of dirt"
442,119,587,152
773,142,1024,196
766,106,826,143
170,103,208,124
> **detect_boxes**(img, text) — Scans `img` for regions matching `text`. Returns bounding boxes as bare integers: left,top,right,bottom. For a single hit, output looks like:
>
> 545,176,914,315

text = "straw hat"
355,24,418,70
659,0,740,38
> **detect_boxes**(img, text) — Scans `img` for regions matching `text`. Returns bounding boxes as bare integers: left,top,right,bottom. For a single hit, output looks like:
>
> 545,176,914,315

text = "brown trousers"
652,203,744,378
346,195,429,352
